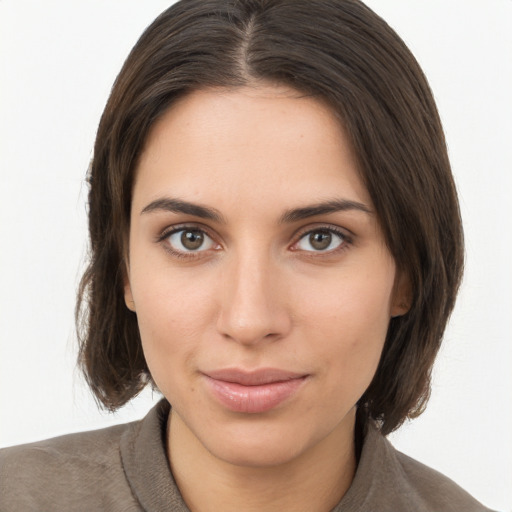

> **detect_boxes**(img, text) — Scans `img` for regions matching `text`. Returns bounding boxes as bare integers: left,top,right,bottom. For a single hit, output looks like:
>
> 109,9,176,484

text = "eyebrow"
140,197,372,224
141,198,226,223
279,198,373,223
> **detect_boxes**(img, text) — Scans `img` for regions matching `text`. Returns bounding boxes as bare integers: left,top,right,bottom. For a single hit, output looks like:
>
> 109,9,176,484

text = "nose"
216,249,292,346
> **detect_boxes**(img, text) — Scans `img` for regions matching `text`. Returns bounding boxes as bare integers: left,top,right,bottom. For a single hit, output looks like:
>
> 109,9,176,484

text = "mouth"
202,368,309,414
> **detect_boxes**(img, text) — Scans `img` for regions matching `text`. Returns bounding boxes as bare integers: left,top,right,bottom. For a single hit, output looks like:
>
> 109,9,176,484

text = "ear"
390,270,412,318
123,263,136,312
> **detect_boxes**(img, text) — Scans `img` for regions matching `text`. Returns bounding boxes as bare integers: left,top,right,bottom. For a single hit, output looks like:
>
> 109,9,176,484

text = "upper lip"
203,368,308,386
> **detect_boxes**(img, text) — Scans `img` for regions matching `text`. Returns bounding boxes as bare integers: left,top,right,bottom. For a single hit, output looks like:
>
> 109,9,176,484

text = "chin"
209,434,307,468
197,417,323,469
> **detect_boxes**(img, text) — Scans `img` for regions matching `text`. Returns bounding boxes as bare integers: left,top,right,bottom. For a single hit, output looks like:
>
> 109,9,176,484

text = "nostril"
217,313,290,346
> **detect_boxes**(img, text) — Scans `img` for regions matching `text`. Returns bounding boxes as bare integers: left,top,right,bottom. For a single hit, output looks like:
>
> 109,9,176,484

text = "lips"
202,368,308,414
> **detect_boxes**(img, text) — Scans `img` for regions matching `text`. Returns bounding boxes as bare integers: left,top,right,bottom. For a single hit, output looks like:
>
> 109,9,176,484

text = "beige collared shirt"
0,400,494,511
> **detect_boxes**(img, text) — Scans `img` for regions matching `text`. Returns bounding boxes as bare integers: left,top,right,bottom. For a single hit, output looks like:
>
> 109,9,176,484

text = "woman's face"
125,85,406,467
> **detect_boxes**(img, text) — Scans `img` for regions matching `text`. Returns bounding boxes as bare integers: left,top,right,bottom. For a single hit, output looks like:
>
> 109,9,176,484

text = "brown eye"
309,231,332,250
295,228,345,252
181,230,204,250
166,228,216,253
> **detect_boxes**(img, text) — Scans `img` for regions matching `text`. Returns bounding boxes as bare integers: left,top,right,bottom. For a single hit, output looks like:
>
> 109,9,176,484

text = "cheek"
130,267,218,383
295,265,394,387
298,265,394,338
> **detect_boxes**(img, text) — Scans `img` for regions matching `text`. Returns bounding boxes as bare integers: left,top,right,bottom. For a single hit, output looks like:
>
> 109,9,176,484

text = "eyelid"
157,222,219,243
157,223,222,258
291,223,353,241
289,223,353,252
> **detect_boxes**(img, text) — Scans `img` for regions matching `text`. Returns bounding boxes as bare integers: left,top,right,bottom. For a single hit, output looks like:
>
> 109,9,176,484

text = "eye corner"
157,224,222,260
290,225,352,255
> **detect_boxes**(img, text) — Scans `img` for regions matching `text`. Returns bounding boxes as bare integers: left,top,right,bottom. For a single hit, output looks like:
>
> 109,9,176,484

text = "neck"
167,409,357,512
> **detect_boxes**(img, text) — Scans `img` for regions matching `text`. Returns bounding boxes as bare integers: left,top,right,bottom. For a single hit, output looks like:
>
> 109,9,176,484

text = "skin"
124,84,408,512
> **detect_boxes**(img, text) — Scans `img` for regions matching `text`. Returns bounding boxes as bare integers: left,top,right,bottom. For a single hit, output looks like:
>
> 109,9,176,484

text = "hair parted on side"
76,0,464,435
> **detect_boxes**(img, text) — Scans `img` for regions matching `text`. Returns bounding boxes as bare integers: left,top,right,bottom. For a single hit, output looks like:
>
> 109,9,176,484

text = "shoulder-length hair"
77,0,463,435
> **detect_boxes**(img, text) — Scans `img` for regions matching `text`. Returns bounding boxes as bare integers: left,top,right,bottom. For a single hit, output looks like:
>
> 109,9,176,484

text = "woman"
0,1,499,510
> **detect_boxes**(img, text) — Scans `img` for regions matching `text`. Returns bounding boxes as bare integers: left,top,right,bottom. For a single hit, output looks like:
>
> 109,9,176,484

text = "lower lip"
204,376,307,414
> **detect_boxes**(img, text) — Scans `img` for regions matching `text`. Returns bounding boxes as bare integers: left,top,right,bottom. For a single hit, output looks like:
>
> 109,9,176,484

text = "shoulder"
337,421,496,512
392,447,494,511
0,421,141,512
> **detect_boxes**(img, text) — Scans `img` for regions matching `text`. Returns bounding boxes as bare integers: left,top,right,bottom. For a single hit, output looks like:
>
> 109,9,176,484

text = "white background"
0,1,510,510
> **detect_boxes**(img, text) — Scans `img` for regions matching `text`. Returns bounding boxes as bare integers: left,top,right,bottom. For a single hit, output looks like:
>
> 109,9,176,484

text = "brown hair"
76,0,463,435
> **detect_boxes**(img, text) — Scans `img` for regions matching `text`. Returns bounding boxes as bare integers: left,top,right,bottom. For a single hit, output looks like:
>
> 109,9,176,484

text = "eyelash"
292,225,352,256
157,224,219,260
157,224,353,260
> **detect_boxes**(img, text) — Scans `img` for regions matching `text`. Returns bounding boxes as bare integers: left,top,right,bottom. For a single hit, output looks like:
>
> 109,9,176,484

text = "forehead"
133,85,371,214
